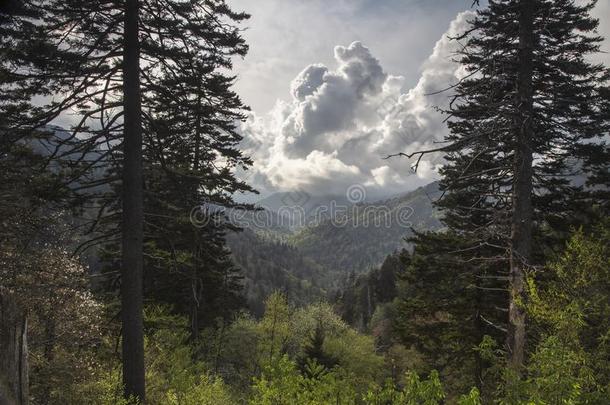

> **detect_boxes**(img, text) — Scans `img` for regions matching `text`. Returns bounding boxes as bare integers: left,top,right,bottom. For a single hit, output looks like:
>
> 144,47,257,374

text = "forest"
0,0,609,404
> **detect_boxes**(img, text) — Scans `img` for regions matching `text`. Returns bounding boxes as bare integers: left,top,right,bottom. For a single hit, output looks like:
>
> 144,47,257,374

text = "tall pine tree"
0,0,253,400
393,0,609,388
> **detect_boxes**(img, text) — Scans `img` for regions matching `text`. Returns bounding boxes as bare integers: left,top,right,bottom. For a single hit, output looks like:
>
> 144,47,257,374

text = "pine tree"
393,0,609,382
394,232,506,397
135,5,254,335
298,321,338,374
141,169,247,338
0,0,253,400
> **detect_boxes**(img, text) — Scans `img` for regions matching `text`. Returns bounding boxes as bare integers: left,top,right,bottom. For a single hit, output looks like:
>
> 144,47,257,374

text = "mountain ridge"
227,181,443,311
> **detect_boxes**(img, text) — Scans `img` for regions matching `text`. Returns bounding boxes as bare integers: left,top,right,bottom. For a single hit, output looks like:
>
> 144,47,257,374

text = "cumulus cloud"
238,11,474,198
231,0,475,114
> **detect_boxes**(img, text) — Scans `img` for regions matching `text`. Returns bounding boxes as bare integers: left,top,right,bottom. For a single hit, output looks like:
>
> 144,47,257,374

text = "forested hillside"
226,228,329,316
226,183,441,312
289,182,443,273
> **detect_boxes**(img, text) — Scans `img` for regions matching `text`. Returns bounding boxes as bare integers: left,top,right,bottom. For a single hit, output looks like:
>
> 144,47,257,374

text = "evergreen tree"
394,232,506,397
393,0,609,388
141,171,246,338
0,0,253,400
335,253,403,331
298,321,338,374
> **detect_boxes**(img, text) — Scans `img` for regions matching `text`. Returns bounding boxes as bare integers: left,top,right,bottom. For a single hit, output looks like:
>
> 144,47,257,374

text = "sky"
229,0,610,201
231,0,476,114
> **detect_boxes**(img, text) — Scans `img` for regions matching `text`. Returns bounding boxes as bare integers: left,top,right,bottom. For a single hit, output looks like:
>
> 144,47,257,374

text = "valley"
227,182,443,312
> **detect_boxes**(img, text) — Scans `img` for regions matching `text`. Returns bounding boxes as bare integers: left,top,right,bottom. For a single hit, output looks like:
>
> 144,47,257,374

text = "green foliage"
209,292,388,398
473,225,610,404
324,329,385,386
522,223,610,403
68,307,236,405
299,323,339,372
74,369,136,405
0,221,107,404
227,228,328,316
525,336,590,404
249,355,300,404
258,292,293,363
164,374,234,405
457,388,482,405
363,371,445,405
250,355,358,405
401,371,445,405
207,314,261,390
292,301,349,343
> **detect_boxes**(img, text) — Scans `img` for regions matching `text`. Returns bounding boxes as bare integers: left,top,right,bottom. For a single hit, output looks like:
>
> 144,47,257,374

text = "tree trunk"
474,274,483,393
121,0,145,401
189,94,203,342
508,0,535,371
0,288,28,405
38,318,55,405
190,274,200,341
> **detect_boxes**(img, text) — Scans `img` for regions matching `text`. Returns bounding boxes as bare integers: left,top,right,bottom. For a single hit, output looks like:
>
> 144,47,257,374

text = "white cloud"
238,0,610,199
239,12,475,198
230,0,476,113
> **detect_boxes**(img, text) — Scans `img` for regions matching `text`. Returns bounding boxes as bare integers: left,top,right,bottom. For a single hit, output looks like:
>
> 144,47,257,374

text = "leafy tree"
471,223,610,403
0,241,105,405
524,222,610,403
0,147,105,405
250,355,358,405
257,292,293,364
364,371,446,405
204,314,260,390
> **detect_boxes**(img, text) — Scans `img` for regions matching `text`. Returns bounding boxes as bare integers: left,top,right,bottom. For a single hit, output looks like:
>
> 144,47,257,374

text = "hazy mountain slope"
255,192,352,232
226,228,331,315
288,182,442,274
256,192,350,217
226,182,442,311
227,206,293,240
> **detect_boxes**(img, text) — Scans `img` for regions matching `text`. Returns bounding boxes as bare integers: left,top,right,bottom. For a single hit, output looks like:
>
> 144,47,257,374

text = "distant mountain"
226,206,293,240
226,182,443,312
255,192,352,231
256,192,348,213
288,182,443,274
